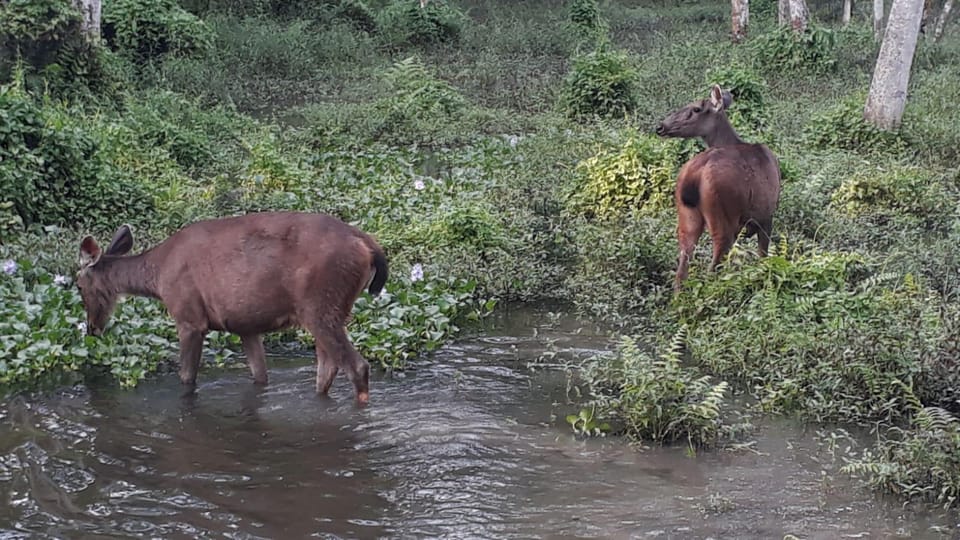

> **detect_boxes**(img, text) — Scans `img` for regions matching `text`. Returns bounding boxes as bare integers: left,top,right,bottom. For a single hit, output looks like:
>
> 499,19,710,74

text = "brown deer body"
655,84,782,291
76,211,388,406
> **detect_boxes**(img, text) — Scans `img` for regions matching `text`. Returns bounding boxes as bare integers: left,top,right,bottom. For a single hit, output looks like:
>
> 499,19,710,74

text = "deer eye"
693,107,702,113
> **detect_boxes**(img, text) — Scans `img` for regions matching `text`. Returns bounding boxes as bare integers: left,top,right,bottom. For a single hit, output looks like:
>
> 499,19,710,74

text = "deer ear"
80,236,102,268
710,84,726,111
105,224,134,256
722,91,733,109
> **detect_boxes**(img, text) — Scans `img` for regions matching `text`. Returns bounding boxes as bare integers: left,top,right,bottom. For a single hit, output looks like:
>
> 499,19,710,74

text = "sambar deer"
76,211,388,406
655,84,782,291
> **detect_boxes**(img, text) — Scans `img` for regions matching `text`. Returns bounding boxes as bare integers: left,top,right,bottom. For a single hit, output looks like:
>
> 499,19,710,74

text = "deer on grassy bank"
655,84,782,292
76,211,388,406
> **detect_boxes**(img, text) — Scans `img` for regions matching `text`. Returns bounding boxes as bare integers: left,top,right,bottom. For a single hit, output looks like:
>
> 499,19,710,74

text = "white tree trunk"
778,0,789,25
934,0,955,39
788,0,809,31
732,0,750,42
874,0,886,39
864,0,925,130
843,0,853,24
72,0,101,41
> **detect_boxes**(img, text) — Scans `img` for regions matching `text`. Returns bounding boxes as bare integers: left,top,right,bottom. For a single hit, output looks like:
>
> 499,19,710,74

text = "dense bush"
675,240,941,424
103,0,214,62
560,46,638,119
0,0,112,94
842,407,960,509
0,83,154,231
377,0,467,47
804,92,909,152
750,25,837,74
571,332,730,448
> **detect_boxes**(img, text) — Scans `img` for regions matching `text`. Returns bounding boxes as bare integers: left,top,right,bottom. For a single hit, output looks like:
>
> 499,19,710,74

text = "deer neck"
101,252,161,300
703,116,745,148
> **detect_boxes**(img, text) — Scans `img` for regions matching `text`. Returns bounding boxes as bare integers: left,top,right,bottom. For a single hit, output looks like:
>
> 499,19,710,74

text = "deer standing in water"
76,211,388,406
655,84,782,291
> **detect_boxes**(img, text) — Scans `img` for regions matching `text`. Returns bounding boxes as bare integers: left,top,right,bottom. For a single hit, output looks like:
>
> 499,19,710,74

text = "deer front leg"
241,334,268,385
177,325,205,387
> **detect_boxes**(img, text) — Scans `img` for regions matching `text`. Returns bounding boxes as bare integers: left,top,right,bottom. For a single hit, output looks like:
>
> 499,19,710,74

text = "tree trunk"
874,0,886,39
732,0,750,42
72,0,101,41
788,0,809,31
864,0,925,130
843,0,853,24
778,0,789,25
919,0,933,34
934,0,955,39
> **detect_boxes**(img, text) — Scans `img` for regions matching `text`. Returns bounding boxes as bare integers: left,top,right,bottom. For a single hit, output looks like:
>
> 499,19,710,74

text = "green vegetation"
3,0,960,511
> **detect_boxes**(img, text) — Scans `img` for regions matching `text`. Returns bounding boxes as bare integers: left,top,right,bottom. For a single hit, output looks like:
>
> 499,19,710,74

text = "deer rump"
76,211,388,406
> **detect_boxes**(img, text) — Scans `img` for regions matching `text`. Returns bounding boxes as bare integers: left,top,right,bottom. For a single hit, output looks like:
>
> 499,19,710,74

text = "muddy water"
0,306,956,539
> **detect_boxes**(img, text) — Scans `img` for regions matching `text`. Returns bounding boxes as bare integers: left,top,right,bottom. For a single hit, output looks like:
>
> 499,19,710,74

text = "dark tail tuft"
368,243,388,295
680,182,700,208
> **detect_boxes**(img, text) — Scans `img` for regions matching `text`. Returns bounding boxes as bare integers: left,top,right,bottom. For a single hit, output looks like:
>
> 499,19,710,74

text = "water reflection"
0,306,956,539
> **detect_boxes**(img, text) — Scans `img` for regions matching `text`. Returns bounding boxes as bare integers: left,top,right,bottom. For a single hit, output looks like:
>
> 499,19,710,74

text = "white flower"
410,263,424,283
2,259,16,275
413,179,426,191
53,274,69,286
77,321,87,333
508,135,520,148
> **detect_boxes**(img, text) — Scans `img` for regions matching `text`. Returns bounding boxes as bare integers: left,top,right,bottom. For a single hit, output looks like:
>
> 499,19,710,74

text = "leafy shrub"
103,0,214,62
561,215,676,326
346,275,497,369
842,407,960,509
829,164,955,219
377,0,467,47
560,46,638,119
0,0,110,93
369,56,469,139
422,204,506,251
0,83,154,230
751,25,837,74
675,240,941,424
0,258,177,389
566,134,679,219
804,92,909,152
572,331,730,448
569,0,600,31
567,0,607,43
704,64,767,131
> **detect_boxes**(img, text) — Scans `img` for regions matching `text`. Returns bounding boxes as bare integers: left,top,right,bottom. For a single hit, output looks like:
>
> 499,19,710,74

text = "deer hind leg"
703,207,739,272
756,218,773,258
241,334,268,385
176,325,205,387
675,206,706,291
310,329,339,396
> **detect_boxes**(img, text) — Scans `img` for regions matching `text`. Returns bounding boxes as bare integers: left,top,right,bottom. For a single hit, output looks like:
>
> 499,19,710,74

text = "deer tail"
366,239,389,295
679,179,700,208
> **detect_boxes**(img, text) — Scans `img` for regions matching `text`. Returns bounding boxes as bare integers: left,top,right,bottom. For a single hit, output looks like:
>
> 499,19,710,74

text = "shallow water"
0,306,956,539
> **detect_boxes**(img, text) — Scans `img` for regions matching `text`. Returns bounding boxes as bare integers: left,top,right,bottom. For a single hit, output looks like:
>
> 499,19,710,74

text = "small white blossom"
53,274,69,286
508,135,520,148
410,263,424,283
413,179,426,191
2,259,16,275
77,321,87,333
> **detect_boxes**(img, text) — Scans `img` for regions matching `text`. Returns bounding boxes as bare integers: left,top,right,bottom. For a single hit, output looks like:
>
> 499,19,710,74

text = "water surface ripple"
0,307,956,539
